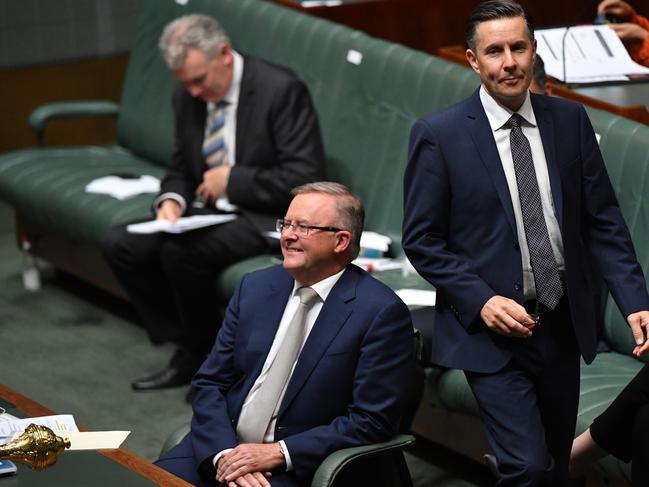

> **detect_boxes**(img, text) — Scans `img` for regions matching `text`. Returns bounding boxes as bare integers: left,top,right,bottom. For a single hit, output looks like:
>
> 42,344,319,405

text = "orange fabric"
627,14,649,67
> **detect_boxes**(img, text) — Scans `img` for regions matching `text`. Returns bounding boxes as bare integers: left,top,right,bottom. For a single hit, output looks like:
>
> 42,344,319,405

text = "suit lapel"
531,94,564,229
277,267,358,417
236,56,256,165
465,90,517,237
244,269,294,394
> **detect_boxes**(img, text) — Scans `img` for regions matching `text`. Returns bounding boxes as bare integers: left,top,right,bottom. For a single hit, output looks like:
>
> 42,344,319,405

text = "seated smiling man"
156,182,422,487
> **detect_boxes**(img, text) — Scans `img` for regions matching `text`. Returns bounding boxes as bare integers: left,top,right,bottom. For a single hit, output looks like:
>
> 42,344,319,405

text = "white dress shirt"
215,269,345,471
479,86,565,300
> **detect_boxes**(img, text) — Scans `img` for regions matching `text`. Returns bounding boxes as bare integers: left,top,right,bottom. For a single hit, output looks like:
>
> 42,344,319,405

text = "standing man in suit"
156,182,422,487
101,14,325,391
402,1,649,485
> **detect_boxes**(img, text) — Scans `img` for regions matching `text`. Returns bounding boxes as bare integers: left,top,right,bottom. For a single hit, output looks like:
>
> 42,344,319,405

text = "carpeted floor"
0,201,490,486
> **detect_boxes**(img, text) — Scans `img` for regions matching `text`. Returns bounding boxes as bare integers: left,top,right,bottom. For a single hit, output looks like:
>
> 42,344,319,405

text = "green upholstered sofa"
0,0,647,484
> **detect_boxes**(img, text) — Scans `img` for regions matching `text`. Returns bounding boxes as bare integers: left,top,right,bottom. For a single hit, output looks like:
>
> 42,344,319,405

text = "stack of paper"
127,214,237,234
85,175,160,200
536,25,649,83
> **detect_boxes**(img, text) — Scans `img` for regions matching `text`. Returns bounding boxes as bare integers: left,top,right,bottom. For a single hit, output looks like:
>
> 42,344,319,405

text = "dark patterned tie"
508,114,563,310
202,102,229,168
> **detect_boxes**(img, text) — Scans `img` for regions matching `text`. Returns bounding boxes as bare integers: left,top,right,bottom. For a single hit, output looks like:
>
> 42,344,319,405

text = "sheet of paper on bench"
85,175,160,200
127,214,237,234
396,289,437,307
0,414,79,443
65,431,130,450
536,25,649,83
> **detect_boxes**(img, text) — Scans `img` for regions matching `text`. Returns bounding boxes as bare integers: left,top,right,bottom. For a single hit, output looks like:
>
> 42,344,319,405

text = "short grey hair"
291,182,364,258
159,14,230,70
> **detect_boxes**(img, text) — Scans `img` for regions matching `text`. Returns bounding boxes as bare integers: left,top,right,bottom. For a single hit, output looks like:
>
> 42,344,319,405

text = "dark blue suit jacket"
403,89,649,373
166,264,421,485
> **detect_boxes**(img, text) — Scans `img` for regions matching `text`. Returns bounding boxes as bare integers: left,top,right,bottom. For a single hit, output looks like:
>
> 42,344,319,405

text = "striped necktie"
202,102,229,168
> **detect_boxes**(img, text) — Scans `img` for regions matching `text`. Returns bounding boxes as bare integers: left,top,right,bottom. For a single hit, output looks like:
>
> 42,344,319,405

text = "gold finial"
0,424,71,470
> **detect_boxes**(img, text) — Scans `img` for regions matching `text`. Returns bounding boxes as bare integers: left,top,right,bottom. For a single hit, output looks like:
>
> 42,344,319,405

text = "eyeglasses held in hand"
276,218,342,237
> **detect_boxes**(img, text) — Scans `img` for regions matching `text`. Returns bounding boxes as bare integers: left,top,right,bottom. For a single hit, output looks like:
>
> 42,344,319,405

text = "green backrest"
586,107,649,360
117,0,186,166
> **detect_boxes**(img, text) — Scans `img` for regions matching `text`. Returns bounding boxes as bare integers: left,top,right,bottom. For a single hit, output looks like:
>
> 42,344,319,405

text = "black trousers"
466,299,580,487
101,214,268,358
590,363,649,487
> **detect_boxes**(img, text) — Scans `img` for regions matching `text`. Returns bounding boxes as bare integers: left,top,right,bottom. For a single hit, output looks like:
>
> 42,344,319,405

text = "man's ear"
466,48,480,74
334,231,352,254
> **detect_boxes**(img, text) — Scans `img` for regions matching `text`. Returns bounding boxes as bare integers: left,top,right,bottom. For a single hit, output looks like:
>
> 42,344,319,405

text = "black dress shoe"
132,351,202,391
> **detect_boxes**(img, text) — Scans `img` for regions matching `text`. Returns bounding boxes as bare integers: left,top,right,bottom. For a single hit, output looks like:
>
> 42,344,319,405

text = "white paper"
360,231,392,252
127,214,237,234
395,289,437,307
536,25,649,83
353,257,403,272
64,431,130,450
0,415,79,443
85,175,160,200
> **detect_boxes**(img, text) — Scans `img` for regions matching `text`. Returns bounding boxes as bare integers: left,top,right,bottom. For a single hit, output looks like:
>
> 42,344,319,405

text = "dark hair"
466,0,534,51
532,54,547,89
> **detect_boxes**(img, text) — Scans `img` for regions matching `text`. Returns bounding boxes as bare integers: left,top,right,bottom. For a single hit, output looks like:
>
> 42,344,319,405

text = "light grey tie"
508,113,563,310
236,286,319,443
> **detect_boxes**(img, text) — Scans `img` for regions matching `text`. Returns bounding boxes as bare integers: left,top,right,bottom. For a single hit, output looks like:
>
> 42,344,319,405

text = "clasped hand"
197,165,231,203
627,310,649,357
216,443,284,487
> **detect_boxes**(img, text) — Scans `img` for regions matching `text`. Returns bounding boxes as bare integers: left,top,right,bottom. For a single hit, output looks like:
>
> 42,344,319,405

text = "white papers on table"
536,25,649,83
353,257,403,273
395,289,437,307
127,214,237,234
360,231,392,252
65,431,130,450
0,414,78,443
85,175,160,200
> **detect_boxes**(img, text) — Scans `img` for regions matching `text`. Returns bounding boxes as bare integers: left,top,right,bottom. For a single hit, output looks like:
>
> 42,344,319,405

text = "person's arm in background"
597,0,649,66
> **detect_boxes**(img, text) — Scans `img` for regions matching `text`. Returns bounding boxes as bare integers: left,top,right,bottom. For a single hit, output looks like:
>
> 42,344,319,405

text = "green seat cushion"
0,146,164,241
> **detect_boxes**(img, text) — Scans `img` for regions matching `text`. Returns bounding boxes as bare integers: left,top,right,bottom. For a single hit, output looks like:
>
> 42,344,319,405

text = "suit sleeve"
402,119,496,327
157,86,200,211
226,78,325,212
282,299,422,482
577,106,649,316
189,275,246,480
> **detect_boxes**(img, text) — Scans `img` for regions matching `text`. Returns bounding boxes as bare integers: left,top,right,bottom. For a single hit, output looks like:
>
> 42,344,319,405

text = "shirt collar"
223,49,243,106
479,85,537,132
293,268,346,303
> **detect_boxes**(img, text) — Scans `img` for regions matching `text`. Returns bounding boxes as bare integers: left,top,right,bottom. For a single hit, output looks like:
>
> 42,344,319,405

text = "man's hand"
196,165,231,203
217,443,284,484
480,295,534,338
156,199,182,222
598,0,636,22
226,471,272,487
609,22,649,43
627,310,649,357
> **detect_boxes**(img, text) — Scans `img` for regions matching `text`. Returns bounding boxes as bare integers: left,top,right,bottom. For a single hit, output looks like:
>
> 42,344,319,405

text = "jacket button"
514,242,520,251
514,283,522,291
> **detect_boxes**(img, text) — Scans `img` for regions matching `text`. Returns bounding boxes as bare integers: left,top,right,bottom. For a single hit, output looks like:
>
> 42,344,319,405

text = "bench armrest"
310,434,416,487
28,101,120,145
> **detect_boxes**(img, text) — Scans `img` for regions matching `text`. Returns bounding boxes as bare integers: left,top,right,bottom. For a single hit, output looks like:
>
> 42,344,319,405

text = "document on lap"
127,214,238,234
0,414,129,450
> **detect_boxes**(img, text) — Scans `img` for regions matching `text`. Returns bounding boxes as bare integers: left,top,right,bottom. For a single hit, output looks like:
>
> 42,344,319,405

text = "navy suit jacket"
403,89,649,373
177,264,421,485
160,55,325,233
